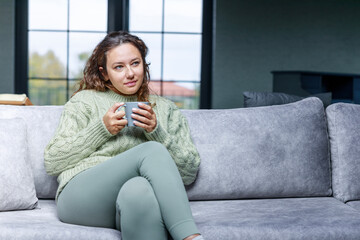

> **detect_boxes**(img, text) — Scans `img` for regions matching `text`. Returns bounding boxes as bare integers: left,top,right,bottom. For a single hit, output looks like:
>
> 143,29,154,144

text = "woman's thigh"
57,142,157,228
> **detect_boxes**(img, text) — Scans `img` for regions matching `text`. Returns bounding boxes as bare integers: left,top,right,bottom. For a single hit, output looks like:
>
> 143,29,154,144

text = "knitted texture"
44,90,201,200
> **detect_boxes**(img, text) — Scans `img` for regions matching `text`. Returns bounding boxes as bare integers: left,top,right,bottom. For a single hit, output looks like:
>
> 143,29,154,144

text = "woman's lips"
125,80,137,87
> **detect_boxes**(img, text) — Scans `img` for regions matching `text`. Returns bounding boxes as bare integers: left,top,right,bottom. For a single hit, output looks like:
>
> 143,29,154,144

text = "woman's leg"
116,176,168,240
57,141,199,240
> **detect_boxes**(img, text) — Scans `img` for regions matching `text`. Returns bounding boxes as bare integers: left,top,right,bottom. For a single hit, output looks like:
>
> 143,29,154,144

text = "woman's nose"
126,67,134,78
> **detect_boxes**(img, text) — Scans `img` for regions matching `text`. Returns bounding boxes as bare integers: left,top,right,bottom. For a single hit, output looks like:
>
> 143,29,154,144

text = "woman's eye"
132,61,140,66
115,65,123,70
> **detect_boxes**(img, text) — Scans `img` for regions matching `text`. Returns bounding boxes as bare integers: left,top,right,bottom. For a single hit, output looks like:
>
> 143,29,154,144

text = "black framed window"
22,0,211,108
128,0,203,109
28,0,108,105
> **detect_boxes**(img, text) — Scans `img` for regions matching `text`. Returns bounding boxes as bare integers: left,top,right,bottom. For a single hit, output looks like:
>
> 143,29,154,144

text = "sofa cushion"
0,105,63,199
182,97,332,200
326,103,360,202
243,91,332,108
243,91,303,107
190,197,360,239
0,200,121,240
0,118,38,211
347,200,360,212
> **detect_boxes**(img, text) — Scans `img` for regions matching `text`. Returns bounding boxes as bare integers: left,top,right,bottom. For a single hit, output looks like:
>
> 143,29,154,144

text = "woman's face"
100,43,144,95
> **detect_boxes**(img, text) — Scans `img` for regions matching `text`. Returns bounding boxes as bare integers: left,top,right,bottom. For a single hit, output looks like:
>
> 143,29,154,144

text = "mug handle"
123,104,127,119
116,104,127,119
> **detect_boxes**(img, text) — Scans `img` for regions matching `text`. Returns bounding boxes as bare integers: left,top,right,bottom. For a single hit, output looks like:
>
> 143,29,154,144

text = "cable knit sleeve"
144,99,201,185
44,95,113,176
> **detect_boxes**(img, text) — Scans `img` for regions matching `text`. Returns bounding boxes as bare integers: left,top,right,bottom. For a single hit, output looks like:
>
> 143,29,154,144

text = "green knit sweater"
44,90,201,200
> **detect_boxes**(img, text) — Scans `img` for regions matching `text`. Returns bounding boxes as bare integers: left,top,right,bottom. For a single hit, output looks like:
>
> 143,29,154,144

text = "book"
0,94,33,106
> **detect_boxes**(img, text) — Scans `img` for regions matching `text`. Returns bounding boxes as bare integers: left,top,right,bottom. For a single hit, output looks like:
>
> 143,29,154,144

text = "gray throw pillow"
0,118,38,211
326,103,360,203
243,91,332,108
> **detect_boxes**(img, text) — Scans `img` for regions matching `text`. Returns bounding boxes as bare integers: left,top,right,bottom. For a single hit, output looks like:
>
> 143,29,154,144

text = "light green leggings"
57,141,199,240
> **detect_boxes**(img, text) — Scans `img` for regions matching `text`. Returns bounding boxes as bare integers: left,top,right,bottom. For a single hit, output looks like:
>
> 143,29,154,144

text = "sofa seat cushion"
347,200,360,212
190,197,360,240
0,200,121,240
183,97,331,200
0,105,63,199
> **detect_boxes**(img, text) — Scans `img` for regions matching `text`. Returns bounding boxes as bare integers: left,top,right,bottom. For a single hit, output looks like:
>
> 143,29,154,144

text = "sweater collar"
107,90,138,103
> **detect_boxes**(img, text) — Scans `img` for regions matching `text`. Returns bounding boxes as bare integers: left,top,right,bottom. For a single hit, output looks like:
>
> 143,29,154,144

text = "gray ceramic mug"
118,102,150,127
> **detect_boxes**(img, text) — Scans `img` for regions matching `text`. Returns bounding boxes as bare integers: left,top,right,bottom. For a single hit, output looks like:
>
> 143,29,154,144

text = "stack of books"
0,94,33,105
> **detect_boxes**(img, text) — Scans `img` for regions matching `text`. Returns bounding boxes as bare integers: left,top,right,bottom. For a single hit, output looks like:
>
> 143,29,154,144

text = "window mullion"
15,0,29,95
66,0,70,100
200,0,213,109
107,0,129,32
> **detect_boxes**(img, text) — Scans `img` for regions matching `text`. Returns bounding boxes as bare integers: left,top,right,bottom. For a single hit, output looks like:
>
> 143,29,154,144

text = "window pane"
164,0,202,33
148,80,161,95
29,79,67,105
162,82,200,109
163,34,202,81
29,0,67,30
69,32,107,78
69,0,107,31
134,33,162,81
129,0,163,31
29,32,67,78
69,80,81,97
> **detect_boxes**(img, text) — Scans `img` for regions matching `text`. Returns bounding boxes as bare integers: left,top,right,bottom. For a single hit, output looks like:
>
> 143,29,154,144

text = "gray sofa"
1,97,360,240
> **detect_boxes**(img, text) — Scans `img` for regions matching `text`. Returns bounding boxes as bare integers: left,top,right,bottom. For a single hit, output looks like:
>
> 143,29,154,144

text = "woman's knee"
139,141,169,155
117,177,159,214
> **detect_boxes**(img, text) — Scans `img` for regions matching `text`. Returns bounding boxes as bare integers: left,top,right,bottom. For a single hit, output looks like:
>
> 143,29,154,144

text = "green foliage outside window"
29,51,66,78
29,51,88,105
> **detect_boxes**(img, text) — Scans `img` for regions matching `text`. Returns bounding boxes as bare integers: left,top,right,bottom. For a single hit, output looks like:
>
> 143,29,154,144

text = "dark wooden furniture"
272,71,360,104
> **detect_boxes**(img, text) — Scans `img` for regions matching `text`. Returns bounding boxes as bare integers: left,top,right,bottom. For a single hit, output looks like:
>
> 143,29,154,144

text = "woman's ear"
99,67,108,81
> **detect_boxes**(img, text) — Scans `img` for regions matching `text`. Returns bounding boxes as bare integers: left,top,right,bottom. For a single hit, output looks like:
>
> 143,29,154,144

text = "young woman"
44,31,203,240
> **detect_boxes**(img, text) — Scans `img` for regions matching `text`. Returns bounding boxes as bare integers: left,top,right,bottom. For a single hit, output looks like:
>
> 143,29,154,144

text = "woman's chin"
124,88,140,95
111,87,139,96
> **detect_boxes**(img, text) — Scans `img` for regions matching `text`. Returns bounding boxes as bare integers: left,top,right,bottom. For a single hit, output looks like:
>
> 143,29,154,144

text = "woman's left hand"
132,103,157,133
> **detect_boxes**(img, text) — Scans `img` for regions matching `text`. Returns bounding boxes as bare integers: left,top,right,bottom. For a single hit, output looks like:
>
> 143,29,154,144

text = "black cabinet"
272,71,360,104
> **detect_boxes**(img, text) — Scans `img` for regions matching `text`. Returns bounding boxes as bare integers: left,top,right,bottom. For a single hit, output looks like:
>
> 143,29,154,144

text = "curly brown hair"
74,31,151,102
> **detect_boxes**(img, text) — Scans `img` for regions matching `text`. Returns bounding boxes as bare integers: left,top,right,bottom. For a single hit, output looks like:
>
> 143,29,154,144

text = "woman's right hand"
103,103,128,135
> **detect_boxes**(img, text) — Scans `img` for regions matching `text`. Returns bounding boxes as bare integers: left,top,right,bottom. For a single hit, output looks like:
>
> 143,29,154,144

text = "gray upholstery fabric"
0,200,121,240
0,118,38,211
0,105,63,199
243,91,332,108
243,91,304,107
347,200,360,212
182,97,332,200
2,198,360,240
190,197,360,240
326,103,360,203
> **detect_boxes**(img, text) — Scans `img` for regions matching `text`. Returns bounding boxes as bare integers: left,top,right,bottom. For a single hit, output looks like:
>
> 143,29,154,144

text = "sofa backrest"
0,97,332,201
326,103,360,203
182,97,332,200
0,105,63,199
